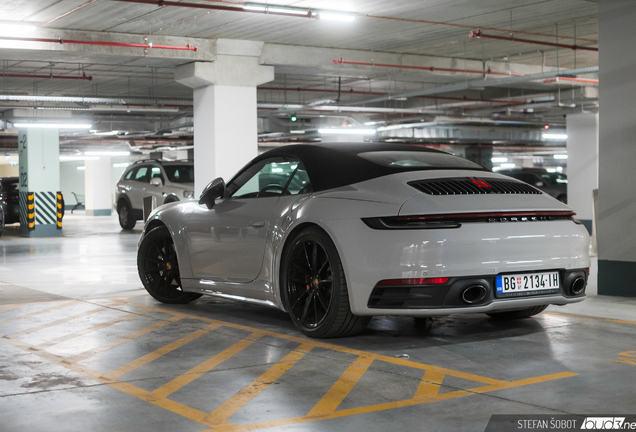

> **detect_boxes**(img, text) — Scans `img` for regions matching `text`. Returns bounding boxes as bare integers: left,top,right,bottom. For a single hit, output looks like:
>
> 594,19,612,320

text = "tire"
164,196,179,204
118,200,136,230
280,227,370,338
486,305,548,320
137,225,202,304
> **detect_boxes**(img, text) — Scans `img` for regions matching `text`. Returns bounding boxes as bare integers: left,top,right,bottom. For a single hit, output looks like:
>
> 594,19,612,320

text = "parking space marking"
151,335,264,399
36,305,156,349
0,297,582,431
8,303,115,338
66,315,183,364
545,311,636,326
307,354,375,417
104,323,222,380
0,300,80,325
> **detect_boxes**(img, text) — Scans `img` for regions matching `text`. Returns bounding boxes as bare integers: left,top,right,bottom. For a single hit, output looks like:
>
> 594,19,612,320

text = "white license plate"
495,271,560,298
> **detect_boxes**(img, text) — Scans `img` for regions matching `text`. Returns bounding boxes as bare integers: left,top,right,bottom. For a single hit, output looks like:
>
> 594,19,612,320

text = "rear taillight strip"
363,211,575,230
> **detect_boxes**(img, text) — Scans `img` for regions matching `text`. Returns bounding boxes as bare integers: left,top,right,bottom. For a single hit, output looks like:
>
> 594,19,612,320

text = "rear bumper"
323,218,590,316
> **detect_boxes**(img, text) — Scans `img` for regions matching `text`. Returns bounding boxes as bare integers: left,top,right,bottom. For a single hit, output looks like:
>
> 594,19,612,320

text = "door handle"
249,221,266,229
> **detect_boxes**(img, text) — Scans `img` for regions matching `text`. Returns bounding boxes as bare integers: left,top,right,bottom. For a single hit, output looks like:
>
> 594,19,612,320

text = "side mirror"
150,177,163,187
199,177,225,209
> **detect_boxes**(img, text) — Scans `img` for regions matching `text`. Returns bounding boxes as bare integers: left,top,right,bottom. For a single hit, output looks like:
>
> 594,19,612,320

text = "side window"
150,166,165,183
134,166,150,183
228,158,300,198
124,168,135,180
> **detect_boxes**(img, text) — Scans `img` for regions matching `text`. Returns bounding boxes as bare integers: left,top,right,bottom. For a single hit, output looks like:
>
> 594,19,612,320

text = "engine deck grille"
409,178,542,195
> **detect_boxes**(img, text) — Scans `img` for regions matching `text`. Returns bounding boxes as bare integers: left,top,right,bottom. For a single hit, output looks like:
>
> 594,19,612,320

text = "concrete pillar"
84,157,112,216
597,1,636,296
175,40,274,196
566,113,598,234
17,128,61,237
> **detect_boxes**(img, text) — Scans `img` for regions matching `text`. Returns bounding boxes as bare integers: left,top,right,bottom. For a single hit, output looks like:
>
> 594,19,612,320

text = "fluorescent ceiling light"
500,163,516,168
14,123,92,129
543,133,568,140
113,162,130,168
60,156,100,162
546,168,557,173
243,5,267,11
318,128,375,135
85,151,130,156
89,105,179,113
0,23,36,35
318,13,355,22
77,166,86,171
243,4,308,15
90,130,120,136
553,154,568,159
290,130,305,134
491,157,508,163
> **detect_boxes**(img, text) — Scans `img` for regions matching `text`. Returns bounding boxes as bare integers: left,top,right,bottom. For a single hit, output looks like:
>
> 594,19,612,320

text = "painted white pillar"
566,113,598,232
175,40,275,196
597,1,636,296
17,128,61,237
85,157,112,216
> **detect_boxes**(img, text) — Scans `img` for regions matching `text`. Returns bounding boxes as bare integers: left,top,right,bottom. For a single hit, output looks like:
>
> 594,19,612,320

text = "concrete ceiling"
0,0,599,156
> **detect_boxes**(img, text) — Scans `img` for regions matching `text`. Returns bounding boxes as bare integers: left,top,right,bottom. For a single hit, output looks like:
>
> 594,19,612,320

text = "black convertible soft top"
247,142,487,192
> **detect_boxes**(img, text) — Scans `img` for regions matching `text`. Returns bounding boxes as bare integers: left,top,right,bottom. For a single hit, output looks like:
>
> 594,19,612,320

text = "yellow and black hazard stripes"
34,191,58,225
56,191,63,229
18,191,35,230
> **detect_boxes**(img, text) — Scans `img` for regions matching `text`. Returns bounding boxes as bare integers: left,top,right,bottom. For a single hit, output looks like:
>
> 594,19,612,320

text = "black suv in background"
0,177,19,224
498,168,568,203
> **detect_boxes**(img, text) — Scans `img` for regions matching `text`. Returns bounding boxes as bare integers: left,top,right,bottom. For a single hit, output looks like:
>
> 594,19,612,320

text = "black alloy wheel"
118,200,136,230
281,227,370,338
137,225,202,304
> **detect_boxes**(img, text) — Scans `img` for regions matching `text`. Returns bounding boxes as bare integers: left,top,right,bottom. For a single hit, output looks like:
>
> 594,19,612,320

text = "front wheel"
486,305,548,320
281,227,370,338
118,200,136,230
137,225,202,304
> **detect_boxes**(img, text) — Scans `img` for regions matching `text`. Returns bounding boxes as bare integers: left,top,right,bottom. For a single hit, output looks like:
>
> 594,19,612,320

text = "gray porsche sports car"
137,143,590,338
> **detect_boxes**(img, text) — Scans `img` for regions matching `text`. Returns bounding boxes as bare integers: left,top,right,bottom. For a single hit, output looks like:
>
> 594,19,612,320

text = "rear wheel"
281,227,370,338
486,305,548,320
118,200,136,230
137,225,202,304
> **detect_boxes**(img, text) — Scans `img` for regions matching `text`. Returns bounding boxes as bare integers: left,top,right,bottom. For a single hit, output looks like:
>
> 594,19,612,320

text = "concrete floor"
1,214,635,432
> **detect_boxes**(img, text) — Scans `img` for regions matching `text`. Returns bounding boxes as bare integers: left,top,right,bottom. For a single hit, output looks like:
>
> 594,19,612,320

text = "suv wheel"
118,200,136,230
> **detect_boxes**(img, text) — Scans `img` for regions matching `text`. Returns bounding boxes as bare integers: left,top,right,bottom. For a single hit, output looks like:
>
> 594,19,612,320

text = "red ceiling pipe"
0,36,197,51
333,57,523,77
543,77,599,84
111,0,315,19
1,73,92,81
469,29,598,52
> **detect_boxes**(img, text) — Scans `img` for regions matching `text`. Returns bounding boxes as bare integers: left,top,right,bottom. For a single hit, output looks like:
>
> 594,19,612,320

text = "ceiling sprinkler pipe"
333,57,523,76
1,73,92,81
469,29,598,52
543,77,599,84
0,35,197,51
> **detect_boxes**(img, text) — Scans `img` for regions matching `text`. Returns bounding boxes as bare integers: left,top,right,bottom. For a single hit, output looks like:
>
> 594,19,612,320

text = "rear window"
357,151,483,170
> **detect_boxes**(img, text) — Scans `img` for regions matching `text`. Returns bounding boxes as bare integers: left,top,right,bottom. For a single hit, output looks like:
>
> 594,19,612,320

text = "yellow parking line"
36,306,156,349
413,369,445,399
201,343,314,427
466,371,579,393
8,305,111,337
65,315,183,364
544,311,636,326
0,300,80,325
306,354,375,417
104,323,221,380
152,333,264,399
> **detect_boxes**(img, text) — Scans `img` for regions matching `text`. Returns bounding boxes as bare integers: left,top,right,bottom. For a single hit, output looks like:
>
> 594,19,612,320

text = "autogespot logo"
580,417,632,429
